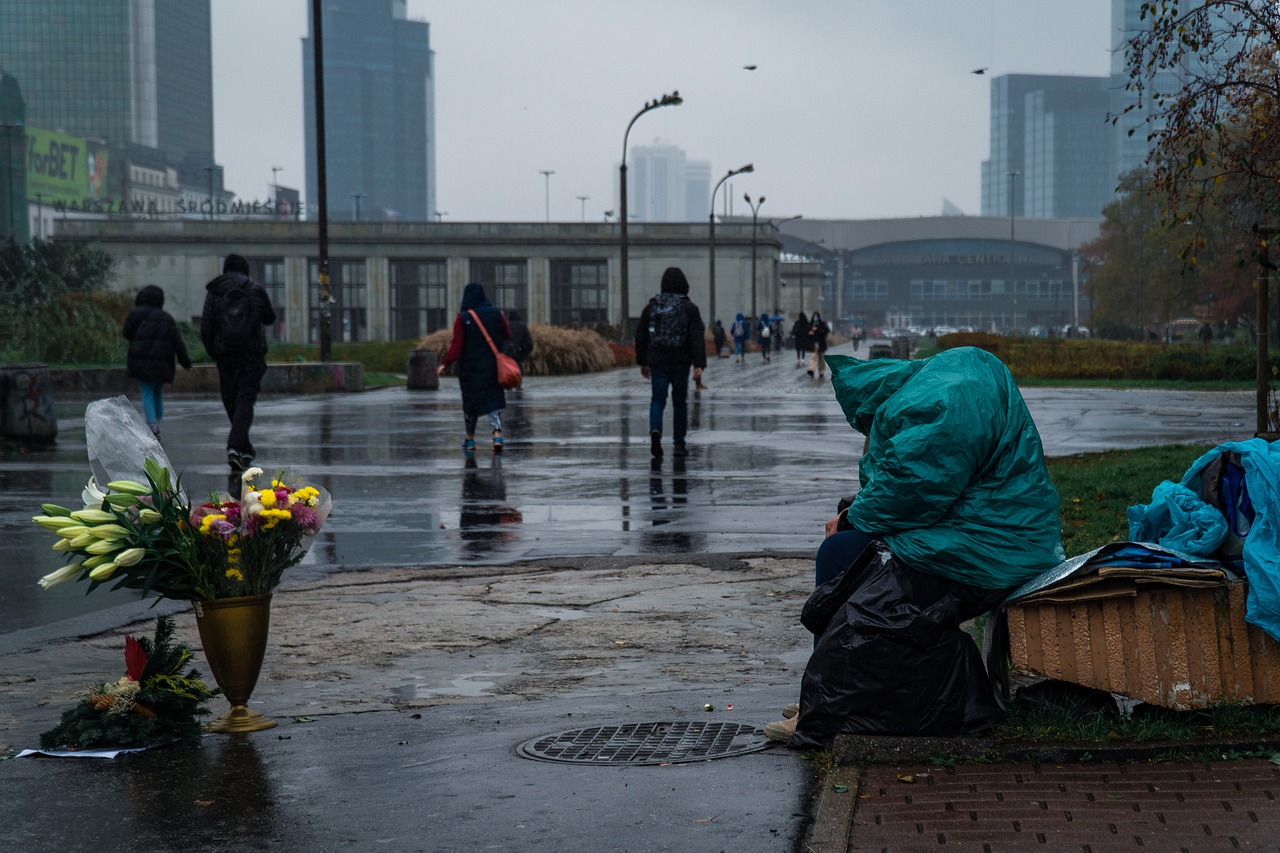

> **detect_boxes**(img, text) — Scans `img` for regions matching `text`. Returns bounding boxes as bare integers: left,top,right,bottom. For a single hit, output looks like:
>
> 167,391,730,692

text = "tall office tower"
0,0,215,179
624,140,710,222
980,74,1111,219
1108,0,1248,184
303,0,435,222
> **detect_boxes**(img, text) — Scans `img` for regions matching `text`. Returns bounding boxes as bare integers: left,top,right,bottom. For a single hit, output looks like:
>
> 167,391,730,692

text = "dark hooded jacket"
828,346,1063,589
199,271,277,360
635,267,706,371
123,285,192,383
441,283,511,417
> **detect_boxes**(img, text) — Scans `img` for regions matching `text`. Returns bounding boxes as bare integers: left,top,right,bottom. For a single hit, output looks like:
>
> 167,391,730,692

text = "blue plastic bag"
1127,480,1227,556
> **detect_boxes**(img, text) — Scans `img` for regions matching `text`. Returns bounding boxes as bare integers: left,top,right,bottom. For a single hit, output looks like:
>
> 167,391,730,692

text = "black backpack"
218,280,259,351
648,292,689,351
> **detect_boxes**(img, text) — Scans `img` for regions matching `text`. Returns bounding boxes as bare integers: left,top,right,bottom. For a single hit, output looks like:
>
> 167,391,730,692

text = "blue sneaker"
462,438,476,453
493,435,504,454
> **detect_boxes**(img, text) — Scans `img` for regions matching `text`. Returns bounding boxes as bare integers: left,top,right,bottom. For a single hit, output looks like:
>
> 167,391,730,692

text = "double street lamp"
619,91,682,335
708,163,753,327
744,193,765,319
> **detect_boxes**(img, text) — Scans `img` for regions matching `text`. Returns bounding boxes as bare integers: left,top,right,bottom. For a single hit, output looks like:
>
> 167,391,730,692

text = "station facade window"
469,259,528,315
549,259,608,326
308,258,367,343
390,259,448,338
245,257,285,341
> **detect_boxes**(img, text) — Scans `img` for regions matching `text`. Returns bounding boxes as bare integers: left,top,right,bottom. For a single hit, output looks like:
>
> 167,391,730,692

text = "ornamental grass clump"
32,458,330,602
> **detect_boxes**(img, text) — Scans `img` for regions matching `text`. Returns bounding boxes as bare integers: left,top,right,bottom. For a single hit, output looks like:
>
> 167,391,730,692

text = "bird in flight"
971,67,988,75
743,64,758,71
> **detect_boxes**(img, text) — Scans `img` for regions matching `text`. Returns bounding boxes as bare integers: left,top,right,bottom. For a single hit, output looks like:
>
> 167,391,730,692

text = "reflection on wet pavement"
0,346,1259,635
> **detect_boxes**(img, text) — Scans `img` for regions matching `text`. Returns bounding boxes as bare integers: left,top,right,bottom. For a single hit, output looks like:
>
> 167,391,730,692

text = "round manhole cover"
516,721,772,766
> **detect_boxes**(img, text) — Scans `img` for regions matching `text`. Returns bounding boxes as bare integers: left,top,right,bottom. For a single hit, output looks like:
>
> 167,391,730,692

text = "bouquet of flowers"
32,458,331,602
39,615,217,750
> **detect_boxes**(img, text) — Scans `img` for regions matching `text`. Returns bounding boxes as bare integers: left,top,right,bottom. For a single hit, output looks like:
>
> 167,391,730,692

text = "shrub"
417,323,615,376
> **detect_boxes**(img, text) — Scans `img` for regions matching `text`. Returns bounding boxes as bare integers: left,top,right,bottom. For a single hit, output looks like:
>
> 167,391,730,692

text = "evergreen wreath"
40,615,218,750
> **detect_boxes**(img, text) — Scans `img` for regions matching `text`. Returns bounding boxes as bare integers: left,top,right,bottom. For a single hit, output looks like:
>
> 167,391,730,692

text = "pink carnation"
290,504,321,533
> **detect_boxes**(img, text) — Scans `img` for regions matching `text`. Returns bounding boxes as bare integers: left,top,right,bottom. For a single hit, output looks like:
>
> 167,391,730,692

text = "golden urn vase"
193,594,277,733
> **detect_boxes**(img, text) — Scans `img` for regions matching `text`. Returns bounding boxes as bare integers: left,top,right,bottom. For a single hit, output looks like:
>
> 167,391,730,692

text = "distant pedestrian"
758,313,773,362
807,311,829,379
772,318,784,354
731,313,749,363
713,319,728,358
1199,322,1214,352
504,309,535,388
123,284,191,440
792,312,810,367
635,267,706,458
200,253,277,470
438,282,511,454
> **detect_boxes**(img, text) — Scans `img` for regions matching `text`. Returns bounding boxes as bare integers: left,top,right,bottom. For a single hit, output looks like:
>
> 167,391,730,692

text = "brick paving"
848,759,1280,851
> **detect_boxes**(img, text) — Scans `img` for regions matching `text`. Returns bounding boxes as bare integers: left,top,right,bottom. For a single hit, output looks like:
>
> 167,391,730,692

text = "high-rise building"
622,140,711,222
0,0,215,184
980,74,1111,219
1108,0,1248,183
303,0,435,222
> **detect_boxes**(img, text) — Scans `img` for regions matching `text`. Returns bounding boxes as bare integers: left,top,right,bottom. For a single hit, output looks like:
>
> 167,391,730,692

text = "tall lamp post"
619,91,682,336
350,192,366,222
539,169,555,222
744,193,765,319
310,0,333,361
576,195,589,222
708,163,753,326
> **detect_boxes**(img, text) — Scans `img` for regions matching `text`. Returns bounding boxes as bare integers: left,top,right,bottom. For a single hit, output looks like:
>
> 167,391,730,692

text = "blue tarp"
1127,439,1280,641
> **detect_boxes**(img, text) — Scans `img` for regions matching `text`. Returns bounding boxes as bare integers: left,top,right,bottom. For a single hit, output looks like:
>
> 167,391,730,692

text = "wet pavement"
0,340,1256,637
0,341,1267,852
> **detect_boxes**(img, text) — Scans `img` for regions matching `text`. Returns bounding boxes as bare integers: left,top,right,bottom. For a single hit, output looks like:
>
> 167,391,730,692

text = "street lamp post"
576,195,589,222
619,91,682,336
350,192,366,222
708,163,753,327
744,193,765,319
271,166,281,200
1007,170,1019,333
539,169,555,222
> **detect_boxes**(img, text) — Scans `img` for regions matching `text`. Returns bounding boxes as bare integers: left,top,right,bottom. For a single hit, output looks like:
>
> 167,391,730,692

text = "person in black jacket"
635,266,706,458
200,253,277,470
122,284,191,439
503,309,535,388
438,282,512,454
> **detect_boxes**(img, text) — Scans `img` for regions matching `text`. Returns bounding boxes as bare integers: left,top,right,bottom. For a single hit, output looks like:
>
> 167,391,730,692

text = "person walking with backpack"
503,309,535,389
758,313,773,362
635,267,706,458
122,284,192,439
730,313,749,363
200,253,277,471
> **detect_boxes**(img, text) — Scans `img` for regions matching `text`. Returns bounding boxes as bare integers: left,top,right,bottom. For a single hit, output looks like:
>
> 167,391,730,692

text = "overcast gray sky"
211,0,1114,223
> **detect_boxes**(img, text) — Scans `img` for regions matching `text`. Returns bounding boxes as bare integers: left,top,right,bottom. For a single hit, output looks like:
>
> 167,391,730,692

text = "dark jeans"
648,364,689,445
217,357,267,456
815,529,878,588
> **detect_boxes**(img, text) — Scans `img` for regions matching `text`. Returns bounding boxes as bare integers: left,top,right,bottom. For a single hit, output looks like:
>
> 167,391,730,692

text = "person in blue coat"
757,313,773,362
438,283,511,454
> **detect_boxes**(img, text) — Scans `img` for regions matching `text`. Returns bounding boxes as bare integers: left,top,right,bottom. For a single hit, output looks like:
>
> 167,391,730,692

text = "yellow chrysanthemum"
294,486,320,507
258,508,293,530
260,490,277,508
199,513,227,534
225,567,245,582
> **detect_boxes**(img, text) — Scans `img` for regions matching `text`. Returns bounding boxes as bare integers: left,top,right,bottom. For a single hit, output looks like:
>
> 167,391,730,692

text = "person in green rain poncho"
765,346,1064,744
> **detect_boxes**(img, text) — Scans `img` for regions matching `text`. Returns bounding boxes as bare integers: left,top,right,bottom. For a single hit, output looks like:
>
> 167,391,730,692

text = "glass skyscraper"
0,0,215,180
981,74,1112,220
303,0,435,222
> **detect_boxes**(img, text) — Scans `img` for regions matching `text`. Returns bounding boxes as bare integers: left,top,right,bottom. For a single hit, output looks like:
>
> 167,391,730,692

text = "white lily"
114,547,145,567
71,508,116,524
88,562,119,581
105,479,151,496
67,533,97,549
32,515,78,532
137,508,163,524
55,524,91,540
84,539,121,556
82,478,108,508
51,539,76,553
89,524,131,541
38,563,84,590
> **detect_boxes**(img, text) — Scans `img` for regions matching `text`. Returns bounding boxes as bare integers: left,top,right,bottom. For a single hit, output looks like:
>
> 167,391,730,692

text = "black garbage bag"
790,542,1009,749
